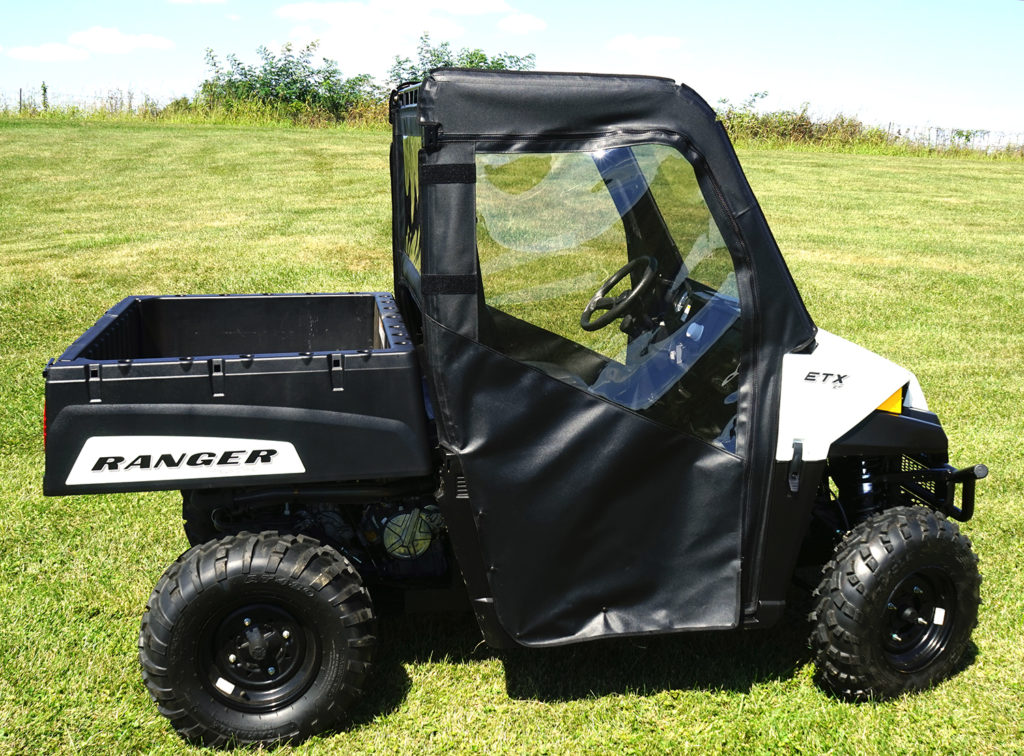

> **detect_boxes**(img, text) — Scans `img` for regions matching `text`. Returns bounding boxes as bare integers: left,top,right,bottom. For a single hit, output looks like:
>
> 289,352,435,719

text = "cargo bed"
44,293,432,495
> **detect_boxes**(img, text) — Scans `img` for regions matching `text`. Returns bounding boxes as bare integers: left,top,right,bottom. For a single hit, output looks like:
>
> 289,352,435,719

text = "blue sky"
1,0,1022,134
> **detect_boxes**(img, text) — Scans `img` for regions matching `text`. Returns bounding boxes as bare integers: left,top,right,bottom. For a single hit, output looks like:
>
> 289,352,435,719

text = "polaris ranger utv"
42,69,987,746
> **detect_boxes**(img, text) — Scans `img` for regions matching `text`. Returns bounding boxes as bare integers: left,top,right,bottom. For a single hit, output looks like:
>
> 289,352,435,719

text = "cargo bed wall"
73,294,385,360
44,293,433,495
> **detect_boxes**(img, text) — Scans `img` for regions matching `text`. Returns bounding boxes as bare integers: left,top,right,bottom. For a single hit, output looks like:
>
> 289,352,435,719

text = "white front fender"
775,330,927,462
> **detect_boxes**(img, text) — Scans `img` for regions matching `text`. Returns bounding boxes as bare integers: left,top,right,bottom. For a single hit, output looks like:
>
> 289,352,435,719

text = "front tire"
139,532,376,746
811,506,980,700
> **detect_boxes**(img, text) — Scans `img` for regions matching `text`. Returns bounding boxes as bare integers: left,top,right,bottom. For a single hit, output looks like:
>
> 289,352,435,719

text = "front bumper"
880,462,989,521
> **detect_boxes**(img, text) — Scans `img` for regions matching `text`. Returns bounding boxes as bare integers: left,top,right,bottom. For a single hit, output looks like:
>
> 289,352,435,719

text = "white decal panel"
775,330,927,462
66,436,305,485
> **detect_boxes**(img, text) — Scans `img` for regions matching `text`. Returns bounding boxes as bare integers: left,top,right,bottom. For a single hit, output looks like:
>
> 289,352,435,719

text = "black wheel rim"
881,567,957,672
200,600,322,712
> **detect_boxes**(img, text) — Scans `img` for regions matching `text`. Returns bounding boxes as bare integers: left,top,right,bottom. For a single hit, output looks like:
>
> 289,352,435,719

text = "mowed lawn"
1,120,1022,754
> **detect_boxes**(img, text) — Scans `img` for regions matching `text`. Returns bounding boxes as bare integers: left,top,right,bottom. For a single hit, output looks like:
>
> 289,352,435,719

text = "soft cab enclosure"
391,69,820,644
392,70,981,647
43,292,432,495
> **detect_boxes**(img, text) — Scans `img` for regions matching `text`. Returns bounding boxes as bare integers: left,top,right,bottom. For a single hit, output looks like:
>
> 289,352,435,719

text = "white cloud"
276,0,537,79
271,0,548,80
498,13,546,34
284,25,319,48
226,13,241,21
597,34,686,78
7,42,90,62
277,2,451,37
168,0,227,4
434,0,511,14
5,27,174,63
68,27,174,54
607,34,682,54
278,0,510,19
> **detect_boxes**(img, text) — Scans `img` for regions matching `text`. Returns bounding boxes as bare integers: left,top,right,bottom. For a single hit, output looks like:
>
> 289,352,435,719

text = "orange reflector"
877,388,903,414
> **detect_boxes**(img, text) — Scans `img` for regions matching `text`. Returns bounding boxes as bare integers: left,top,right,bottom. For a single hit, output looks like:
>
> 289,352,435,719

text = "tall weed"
716,94,1023,158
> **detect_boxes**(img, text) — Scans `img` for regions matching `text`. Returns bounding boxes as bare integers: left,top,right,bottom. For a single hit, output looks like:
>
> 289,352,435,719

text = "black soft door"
427,143,748,646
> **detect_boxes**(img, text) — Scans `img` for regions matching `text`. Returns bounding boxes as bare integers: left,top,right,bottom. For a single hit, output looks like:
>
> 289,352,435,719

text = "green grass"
2,120,1023,754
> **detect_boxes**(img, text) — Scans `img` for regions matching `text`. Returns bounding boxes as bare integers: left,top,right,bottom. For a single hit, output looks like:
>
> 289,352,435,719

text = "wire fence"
882,123,1024,151
1,87,172,115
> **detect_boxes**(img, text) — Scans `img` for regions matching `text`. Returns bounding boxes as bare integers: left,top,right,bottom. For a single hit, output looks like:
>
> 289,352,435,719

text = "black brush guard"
881,459,989,522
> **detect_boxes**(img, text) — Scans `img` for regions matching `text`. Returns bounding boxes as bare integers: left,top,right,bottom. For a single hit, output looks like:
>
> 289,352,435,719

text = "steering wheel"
580,256,658,332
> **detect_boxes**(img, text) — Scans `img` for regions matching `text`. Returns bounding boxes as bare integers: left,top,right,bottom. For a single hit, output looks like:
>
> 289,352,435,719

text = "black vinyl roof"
417,68,713,143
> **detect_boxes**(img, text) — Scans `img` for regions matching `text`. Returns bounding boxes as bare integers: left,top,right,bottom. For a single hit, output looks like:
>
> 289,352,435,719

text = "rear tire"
810,506,980,700
139,532,376,746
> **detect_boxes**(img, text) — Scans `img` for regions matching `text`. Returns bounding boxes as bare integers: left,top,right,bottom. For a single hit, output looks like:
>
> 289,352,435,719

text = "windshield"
476,143,742,450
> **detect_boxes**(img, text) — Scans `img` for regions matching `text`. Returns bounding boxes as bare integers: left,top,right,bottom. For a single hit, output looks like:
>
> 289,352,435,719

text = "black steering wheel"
580,256,658,332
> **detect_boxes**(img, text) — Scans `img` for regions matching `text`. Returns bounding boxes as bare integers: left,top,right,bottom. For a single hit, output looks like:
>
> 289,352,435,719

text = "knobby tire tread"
809,506,980,700
138,531,376,747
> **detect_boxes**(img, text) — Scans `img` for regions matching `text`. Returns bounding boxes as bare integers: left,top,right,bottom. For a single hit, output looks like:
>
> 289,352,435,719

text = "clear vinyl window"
398,129,422,270
475,144,743,450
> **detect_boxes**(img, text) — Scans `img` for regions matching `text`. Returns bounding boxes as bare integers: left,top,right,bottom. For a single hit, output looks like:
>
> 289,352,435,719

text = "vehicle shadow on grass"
501,619,813,702
345,607,815,725
340,607,980,728
345,612,498,728
503,616,980,703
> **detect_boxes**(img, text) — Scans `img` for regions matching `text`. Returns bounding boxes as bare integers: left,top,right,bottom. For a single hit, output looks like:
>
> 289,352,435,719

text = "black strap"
421,274,478,295
420,163,476,185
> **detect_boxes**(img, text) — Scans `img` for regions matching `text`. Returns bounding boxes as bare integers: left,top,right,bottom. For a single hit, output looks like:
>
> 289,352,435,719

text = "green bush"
196,41,384,122
715,92,891,148
387,32,535,85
